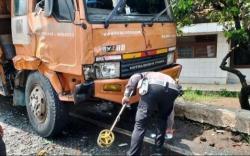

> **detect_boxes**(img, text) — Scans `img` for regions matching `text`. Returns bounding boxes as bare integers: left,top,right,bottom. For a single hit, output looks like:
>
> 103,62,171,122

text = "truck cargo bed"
0,0,11,35
0,14,11,35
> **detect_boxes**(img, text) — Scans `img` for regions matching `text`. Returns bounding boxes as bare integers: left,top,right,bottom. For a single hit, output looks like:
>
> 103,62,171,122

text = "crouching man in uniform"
122,72,181,156
0,125,6,156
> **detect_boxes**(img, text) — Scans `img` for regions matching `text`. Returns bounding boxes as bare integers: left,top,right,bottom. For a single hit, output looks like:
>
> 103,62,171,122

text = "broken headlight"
95,62,120,79
83,62,120,80
83,65,96,81
167,52,175,65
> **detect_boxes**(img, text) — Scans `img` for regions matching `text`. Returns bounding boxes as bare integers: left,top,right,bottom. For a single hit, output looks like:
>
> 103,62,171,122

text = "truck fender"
37,63,63,94
13,55,41,71
13,56,63,94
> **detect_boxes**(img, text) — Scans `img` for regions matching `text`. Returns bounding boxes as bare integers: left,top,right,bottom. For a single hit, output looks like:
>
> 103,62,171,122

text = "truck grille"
120,53,168,78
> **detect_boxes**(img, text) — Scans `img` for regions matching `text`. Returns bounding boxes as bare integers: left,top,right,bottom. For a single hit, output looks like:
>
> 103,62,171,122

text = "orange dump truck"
0,0,182,137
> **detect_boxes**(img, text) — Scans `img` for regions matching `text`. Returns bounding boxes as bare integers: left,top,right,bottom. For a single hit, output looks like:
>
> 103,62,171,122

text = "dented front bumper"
93,64,182,104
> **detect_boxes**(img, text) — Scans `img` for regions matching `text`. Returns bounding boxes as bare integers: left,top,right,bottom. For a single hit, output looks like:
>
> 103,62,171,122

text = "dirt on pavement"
204,97,241,109
170,119,250,155
177,97,241,109
0,95,249,155
0,96,175,155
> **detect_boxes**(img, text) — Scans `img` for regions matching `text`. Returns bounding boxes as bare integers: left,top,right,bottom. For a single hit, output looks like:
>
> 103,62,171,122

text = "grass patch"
182,88,239,103
182,90,218,102
241,134,250,144
217,89,239,97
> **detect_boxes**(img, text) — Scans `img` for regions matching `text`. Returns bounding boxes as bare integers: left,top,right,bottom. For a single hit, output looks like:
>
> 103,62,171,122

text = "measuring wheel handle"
97,104,127,148
97,92,133,148
97,104,128,148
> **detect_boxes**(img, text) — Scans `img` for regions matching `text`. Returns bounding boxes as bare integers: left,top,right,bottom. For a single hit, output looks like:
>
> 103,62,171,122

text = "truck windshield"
84,0,173,23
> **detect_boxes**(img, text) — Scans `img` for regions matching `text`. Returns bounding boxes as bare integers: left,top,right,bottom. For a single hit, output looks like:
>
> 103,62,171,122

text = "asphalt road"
2,96,250,155
0,96,180,155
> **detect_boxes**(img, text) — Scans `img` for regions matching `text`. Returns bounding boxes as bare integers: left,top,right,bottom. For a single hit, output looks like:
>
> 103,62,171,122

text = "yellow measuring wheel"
97,103,127,148
97,129,115,148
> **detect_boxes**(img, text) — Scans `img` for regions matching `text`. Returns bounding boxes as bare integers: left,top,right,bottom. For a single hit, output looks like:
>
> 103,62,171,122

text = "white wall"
228,70,250,84
177,32,230,84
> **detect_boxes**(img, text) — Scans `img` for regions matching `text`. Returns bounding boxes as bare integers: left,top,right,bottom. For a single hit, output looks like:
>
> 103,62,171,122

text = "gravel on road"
0,97,177,155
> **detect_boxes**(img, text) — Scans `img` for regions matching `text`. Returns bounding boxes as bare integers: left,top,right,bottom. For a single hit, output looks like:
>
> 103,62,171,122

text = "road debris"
80,136,89,147
1,98,250,155
150,134,156,138
118,143,128,147
200,136,207,142
209,143,215,147
231,135,243,143
216,130,225,134
232,143,242,147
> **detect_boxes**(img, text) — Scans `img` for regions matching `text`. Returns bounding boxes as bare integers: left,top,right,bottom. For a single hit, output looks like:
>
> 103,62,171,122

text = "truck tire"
25,72,68,137
239,86,250,110
0,137,6,156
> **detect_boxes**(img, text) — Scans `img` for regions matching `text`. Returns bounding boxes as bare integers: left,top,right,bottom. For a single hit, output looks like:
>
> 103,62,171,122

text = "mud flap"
73,82,94,104
13,88,25,106
0,64,10,96
0,75,9,96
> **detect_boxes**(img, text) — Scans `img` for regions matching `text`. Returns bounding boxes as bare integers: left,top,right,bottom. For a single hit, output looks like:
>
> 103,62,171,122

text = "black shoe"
151,153,163,156
151,147,163,156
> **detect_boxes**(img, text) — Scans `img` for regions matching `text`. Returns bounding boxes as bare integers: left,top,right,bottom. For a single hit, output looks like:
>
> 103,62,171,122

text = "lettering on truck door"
30,0,78,73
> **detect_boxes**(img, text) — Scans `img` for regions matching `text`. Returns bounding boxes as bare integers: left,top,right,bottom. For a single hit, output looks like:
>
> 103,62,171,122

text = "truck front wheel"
25,72,68,137
239,85,250,110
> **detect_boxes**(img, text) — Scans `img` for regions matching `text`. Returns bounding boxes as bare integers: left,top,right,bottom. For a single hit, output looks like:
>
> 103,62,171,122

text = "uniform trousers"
127,84,179,156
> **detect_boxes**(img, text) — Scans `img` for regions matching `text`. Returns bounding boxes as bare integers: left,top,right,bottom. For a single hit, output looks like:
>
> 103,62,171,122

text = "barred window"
177,35,217,58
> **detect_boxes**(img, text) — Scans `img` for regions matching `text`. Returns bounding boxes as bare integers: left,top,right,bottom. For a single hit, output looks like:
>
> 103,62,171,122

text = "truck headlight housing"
83,65,96,81
95,62,120,79
167,52,175,65
83,62,120,80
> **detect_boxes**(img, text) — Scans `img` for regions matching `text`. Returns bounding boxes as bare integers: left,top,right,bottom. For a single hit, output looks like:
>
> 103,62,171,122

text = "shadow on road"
0,96,207,155
0,97,178,155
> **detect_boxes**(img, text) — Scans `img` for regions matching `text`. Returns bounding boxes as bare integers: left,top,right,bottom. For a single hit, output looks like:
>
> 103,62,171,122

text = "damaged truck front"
0,0,182,137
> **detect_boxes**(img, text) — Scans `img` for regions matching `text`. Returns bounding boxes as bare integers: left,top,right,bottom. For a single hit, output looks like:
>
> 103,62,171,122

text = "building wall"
228,70,250,84
177,32,230,84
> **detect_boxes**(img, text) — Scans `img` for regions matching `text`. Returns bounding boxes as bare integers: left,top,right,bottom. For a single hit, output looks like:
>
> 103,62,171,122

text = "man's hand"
122,96,130,105
0,125,3,137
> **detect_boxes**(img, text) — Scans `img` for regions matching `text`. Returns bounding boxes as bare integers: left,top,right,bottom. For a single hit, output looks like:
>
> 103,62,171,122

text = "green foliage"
218,89,239,97
241,133,250,144
182,89,218,102
171,0,250,45
182,89,239,102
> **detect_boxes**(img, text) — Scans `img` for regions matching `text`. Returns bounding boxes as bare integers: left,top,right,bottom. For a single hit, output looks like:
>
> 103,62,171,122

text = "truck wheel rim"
29,85,47,123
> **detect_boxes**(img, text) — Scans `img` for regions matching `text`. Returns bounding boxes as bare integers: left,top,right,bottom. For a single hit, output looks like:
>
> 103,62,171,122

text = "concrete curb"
175,102,250,135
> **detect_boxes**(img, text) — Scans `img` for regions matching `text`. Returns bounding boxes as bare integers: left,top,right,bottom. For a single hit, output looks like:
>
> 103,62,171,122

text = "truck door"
11,0,31,45
30,0,78,74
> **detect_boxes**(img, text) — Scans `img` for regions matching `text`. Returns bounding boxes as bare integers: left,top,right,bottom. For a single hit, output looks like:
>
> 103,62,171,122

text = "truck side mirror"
44,0,53,17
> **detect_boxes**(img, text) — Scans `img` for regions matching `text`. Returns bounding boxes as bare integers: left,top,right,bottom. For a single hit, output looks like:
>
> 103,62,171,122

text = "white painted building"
177,23,250,84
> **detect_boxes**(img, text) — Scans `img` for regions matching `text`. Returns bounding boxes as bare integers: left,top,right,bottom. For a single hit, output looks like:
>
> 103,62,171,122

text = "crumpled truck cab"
0,0,182,137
